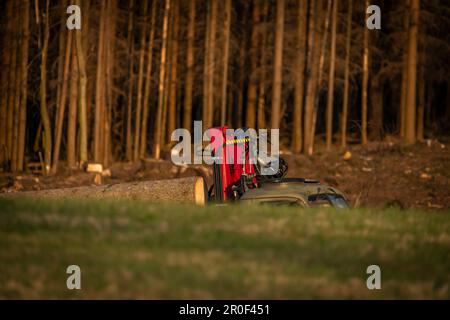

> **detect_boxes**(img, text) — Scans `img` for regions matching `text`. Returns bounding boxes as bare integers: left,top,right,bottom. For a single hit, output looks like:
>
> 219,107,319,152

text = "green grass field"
0,198,449,299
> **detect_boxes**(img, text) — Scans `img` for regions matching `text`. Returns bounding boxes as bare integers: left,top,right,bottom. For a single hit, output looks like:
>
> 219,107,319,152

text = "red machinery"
208,126,258,202
207,126,349,208
208,126,288,202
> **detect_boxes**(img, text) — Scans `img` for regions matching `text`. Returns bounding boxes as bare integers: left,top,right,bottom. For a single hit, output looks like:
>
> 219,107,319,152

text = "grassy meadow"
0,198,449,299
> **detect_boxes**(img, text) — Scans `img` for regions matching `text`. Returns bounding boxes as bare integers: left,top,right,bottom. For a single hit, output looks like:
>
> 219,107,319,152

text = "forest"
0,0,449,174
1,0,450,301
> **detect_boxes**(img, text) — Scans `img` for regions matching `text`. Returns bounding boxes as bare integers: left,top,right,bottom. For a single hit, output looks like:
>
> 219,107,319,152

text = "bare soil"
1,139,449,210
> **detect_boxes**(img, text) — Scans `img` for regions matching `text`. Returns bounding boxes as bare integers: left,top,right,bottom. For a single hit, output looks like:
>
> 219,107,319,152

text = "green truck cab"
239,178,349,208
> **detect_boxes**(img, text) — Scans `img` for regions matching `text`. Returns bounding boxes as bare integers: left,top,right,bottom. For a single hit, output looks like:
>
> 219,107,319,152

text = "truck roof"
240,178,346,205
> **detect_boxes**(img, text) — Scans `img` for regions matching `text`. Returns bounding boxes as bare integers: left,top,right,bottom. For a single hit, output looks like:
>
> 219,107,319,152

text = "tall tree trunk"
304,0,326,155
270,0,285,130
416,67,425,141
0,2,13,167
236,4,249,128
183,0,196,130
399,0,410,138
203,0,217,130
370,75,383,140
220,0,232,125
75,0,88,166
55,0,68,119
134,1,149,161
140,0,157,158
404,0,419,144
183,0,195,130
94,0,107,163
310,0,331,154
257,0,269,130
67,44,78,169
161,3,175,145
17,0,30,172
425,82,432,131
361,0,370,145
292,0,307,153
39,0,52,174
326,0,338,150
303,0,318,155
154,0,171,159
167,0,179,140
341,0,352,149
12,7,22,172
126,0,134,161
104,0,117,167
6,5,18,167
203,0,211,129
246,0,260,129
51,30,72,174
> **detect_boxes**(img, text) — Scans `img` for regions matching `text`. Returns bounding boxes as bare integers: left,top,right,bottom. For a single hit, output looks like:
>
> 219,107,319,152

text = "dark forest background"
0,0,449,174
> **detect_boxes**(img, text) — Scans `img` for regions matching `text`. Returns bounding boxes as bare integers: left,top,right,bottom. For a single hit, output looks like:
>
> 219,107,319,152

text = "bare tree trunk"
236,6,248,129
12,7,23,172
341,0,352,149
361,0,369,145
370,75,383,140
203,1,211,129
246,0,260,129
133,1,149,161
203,0,217,130
75,0,88,166
304,0,326,155
39,0,52,174
400,0,410,138
125,0,134,161
292,0,307,153
220,0,232,125
17,0,30,172
270,0,285,130
67,44,78,169
55,0,68,118
258,0,269,130
71,0,88,167
154,0,171,159
183,0,196,130
167,0,179,140
6,6,18,167
0,2,13,167
310,0,331,155
51,30,72,174
140,0,157,158
404,0,419,144
325,0,338,151
94,0,107,163
416,67,425,141
303,0,318,154
104,0,117,167
160,3,177,147
3,177,206,205
183,0,195,130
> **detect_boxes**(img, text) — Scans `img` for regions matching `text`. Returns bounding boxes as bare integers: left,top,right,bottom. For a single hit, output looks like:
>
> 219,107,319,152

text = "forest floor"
1,138,449,210
1,199,449,299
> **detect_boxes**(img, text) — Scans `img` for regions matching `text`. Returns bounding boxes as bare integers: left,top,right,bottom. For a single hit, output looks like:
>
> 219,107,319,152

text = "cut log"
1,176,206,205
